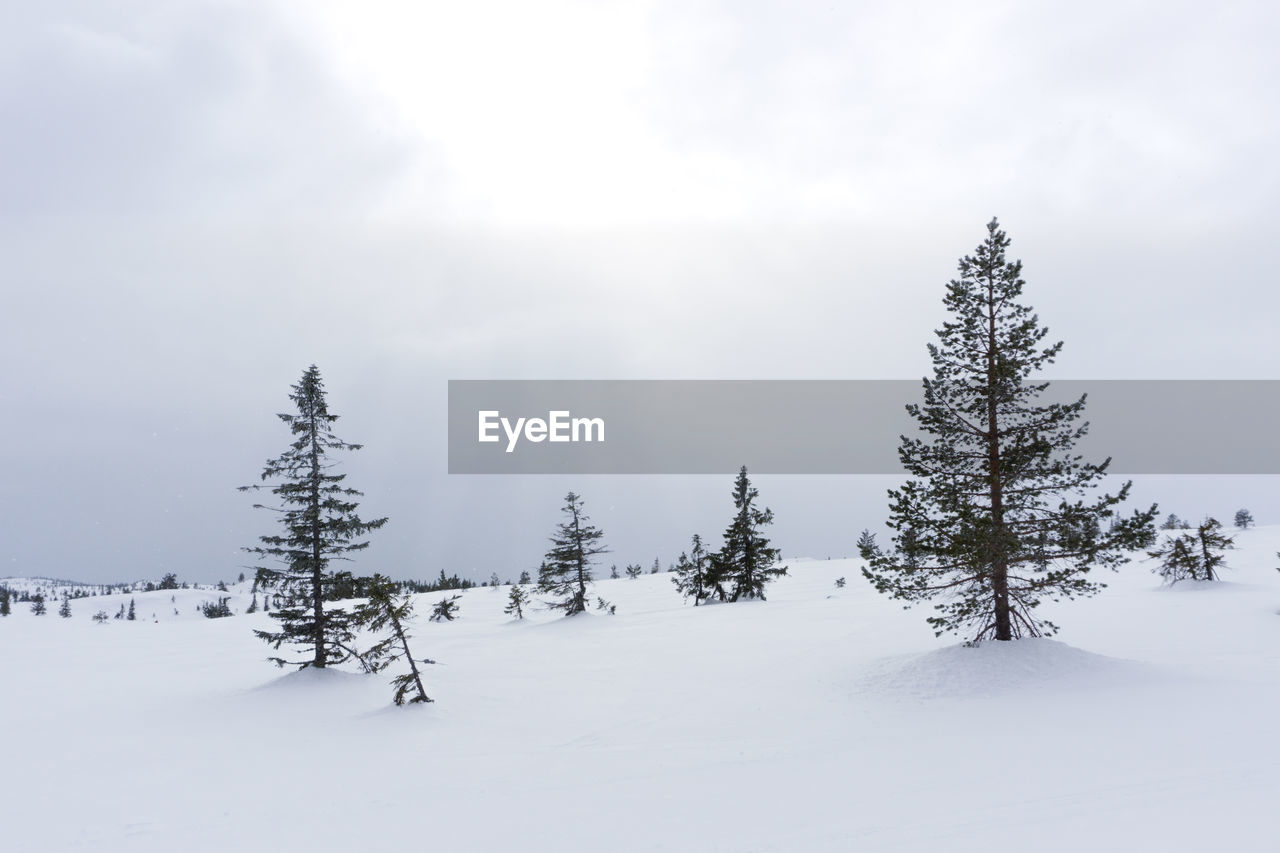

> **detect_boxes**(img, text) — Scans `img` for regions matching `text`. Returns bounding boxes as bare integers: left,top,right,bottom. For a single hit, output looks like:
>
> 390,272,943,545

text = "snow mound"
252,666,368,691
858,638,1149,699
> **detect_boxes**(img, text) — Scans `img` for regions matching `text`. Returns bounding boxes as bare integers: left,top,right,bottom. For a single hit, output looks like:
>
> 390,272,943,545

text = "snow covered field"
3,528,1279,852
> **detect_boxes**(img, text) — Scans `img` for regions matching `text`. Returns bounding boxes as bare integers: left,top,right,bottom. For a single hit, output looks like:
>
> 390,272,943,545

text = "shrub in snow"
199,597,234,618
430,595,461,622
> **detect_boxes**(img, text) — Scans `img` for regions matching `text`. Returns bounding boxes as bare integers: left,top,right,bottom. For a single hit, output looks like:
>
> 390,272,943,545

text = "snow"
2,528,1279,851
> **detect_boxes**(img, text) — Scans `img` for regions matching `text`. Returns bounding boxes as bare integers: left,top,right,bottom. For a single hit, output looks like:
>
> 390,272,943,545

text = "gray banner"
447,380,1280,474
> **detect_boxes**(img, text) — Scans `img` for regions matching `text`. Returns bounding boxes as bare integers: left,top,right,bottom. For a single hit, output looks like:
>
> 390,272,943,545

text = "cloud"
0,1,414,223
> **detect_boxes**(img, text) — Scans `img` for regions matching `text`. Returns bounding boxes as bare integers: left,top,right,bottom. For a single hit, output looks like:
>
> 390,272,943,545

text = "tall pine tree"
538,492,608,616
707,466,786,601
860,219,1157,642
241,365,388,668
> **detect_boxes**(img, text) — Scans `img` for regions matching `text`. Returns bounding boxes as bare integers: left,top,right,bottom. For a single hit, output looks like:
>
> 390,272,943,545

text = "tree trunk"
394,618,431,703
310,406,326,667
986,277,1012,641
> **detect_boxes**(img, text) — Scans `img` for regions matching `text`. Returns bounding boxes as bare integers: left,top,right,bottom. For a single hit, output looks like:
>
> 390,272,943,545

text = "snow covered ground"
3,527,1279,852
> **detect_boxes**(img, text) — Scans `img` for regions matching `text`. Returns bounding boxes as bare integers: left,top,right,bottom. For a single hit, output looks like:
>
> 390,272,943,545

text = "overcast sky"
3,0,1278,584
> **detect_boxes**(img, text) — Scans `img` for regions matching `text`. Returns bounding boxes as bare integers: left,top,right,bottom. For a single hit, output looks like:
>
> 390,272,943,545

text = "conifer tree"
0,587,10,617
429,595,461,622
1193,517,1234,581
707,466,786,601
856,530,877,559
241,365,388,668
1148,534,1200,585
354,575,433,705
518,570,532,585
860,219,1157,641
504,584,529,620
1234,508,1254,529
610,565,619,579
537,492,608,616
1161,514,1186,531
671,534,711,605
1149,518,1233,583
127,598,136,620
58,595,72,618
651,558,661,575
625,564,642,579
31,593,46,615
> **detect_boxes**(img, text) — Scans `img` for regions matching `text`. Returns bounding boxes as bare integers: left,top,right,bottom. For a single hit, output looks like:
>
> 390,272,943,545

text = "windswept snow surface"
3,528,1280,851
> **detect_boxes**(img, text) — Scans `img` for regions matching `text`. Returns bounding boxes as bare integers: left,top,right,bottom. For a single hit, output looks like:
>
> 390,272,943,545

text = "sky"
2,0,1278,584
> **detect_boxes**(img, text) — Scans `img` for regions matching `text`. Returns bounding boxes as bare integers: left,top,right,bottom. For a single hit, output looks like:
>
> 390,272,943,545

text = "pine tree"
537,492,608,616
241,365,388,668
860,219,1157,642
159,573,179,590
835,577,846,589
651,558,661,575
707,466,787,601
354,575,433,705
0,587,10,617
58,595,72,618
671,534,711,605
504,584,529,620
625,564,642,579
127,598,136,621
1148,534,1200,585
856,529,877,560
429,595,461,622
1149,518,1234,583
609,564,619,580
1161,514,1186,531
1234,508,1254,529
246,594,259,614
1194,517,1233,581
93,610,109,623
31,593,46,615
200,598,234,618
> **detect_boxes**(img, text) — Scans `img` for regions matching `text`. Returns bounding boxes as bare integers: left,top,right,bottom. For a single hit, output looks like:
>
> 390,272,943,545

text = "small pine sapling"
504,584,529,620
430,595,461,622
672,535,711,605
1194,517,1234,581
1148,535,1200,585
355,575,433,705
